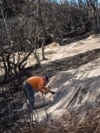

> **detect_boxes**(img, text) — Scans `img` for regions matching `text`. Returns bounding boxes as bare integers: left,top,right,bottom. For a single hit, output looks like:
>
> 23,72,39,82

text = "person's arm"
37,79,55,94
42,86,55,94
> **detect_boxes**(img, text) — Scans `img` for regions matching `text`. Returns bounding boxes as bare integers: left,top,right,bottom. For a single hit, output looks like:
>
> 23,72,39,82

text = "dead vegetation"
0,47,100,133
0,1,100,133
24,105,100,133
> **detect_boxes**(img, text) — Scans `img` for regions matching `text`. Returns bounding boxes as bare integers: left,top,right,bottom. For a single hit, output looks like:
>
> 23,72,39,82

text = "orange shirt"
26,76,51,93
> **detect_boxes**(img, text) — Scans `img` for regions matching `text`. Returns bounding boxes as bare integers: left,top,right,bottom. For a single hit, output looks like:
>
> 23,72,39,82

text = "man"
23,75,55,109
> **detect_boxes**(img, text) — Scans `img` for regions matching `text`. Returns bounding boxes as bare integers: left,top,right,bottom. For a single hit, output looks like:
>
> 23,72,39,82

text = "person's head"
42,76,48,84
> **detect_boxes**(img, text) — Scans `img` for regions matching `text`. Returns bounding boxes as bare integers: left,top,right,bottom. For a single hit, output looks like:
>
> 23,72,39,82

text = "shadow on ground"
34,48,100,78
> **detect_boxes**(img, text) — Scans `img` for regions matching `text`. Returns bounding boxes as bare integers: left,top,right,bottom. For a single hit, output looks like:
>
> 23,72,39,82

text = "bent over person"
23,76,55,110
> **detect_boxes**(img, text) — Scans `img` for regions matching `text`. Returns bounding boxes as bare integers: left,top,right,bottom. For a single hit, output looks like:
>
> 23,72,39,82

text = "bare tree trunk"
37,0,46,60
41,34,46,60
87,0,100,34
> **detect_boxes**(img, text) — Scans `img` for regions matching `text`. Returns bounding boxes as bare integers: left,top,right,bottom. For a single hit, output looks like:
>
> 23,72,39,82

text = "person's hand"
48,86,51,88
51,91,55,94
44,91,48,94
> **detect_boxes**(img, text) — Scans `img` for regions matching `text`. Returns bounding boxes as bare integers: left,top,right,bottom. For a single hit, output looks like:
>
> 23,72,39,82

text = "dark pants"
23,82,34,110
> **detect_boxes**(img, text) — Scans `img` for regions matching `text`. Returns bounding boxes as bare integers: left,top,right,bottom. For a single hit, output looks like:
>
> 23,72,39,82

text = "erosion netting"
0,48,100,133
1,82,100,133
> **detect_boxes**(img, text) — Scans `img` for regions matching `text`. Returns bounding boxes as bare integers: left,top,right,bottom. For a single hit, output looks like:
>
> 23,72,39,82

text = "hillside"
23,35,100,132
31,35,100,121
28,34,100,78
0,35,100,133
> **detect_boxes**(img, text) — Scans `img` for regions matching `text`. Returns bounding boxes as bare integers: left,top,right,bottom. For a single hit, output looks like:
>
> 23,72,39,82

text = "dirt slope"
1,35,100,133
23,35,100,133
29,35,100,122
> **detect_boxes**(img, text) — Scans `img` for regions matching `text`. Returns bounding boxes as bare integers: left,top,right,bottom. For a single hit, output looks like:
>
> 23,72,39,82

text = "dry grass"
24,106,100,133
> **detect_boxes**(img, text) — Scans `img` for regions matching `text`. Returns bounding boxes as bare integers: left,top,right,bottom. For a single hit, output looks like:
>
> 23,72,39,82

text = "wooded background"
0,0,100,86
0,1,100,131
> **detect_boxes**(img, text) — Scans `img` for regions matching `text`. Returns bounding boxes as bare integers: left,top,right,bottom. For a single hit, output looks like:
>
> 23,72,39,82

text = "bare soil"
33,48,100,78
0,35,100,133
